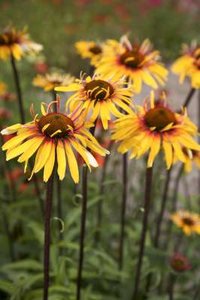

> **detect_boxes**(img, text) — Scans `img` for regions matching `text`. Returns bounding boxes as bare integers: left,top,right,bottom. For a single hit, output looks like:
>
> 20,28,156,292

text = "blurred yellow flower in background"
0,26,43,61
172,42,200,89
75,40,104,66
33,71,75,92
171,211,200,235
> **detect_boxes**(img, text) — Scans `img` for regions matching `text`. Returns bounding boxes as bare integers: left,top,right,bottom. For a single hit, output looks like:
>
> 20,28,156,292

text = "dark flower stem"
165,164,184,247
119,152,128,270
43,171,54,300
51,90,63,249
168,273,176,300
132,166,153,300
10,54,25,124
95,141,113,244
182,87,196,108
154,168,172,248
10,54,44,217
76,166,88,300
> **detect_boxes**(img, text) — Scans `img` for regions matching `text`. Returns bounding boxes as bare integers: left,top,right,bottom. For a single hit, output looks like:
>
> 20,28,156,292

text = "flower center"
144,107,176,131
38,113,74,138
182,217,195,226
120,48,144,69
85,79,114,101
89,45,102,55
0,31,21,46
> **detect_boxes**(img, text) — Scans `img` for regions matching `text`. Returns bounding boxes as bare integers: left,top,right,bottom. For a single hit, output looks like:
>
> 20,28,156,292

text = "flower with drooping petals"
0,26,43,61
55,73,134,129
170,253,191,272
172,42,200,88
33,71,75,92
75,40,104,65
170,211,200,235
112,92,200,168
95,35,168,93
1,101,109,183
182,148,200,172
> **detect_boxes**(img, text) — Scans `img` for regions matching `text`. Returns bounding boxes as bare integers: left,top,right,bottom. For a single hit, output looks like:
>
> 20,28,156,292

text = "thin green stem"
76,166,88,300
43,172,54,300
132,166,153,300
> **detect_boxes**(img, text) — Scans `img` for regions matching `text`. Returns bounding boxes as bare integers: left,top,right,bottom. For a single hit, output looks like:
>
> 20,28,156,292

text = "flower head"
55,73,134,129
1,101,109,183
112,92,200,168
170,211,200,235
172,42,200,88
95,35,168,93
75,40,104,65
182,148,200,172
170,253,191,272
33,71,75,92
0,26,43,61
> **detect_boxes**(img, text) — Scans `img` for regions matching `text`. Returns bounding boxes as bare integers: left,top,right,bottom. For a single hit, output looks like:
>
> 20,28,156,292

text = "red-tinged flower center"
144,107,177,131
85,79,114,101
38,113,74,138
182,217,195,226
89,45,102,55
0,30,22,46
120,48,145,69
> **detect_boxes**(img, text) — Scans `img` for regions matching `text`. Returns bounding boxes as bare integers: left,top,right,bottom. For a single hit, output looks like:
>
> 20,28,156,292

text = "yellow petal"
57,140,67,180
64,141,79,183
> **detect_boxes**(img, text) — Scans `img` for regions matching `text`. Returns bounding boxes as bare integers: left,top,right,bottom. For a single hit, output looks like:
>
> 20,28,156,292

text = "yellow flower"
171,42,200,88
0,82,7,95
55,74,134,130
33,72,75,92
182,148,200,172
95,35,168,93
0,26,43,61
75,40,103,65
170,211,200,235
1,102,109,183
112,92,200,168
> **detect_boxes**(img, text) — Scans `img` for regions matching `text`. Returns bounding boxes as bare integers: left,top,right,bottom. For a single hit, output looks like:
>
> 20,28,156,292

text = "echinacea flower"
112,92,200,168
75,40,103,65
170,253,191,272
95,35,168,93
33,71,75,92
55,73,134,129
172,42,200,88
1,102,109,183
170,211,200,235
0,26,43,61
182,148,200,172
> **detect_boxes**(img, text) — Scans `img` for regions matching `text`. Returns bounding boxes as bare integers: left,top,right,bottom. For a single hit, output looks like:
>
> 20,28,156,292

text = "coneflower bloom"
0,26,43,61
112,92,200,168
182,148,200,172
75,40,104,65
170,253,191,272
170,211,200,235
55,73,134,130
172,42,200,88
1,102,109,183
33,71,75,92
95,35,168,93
